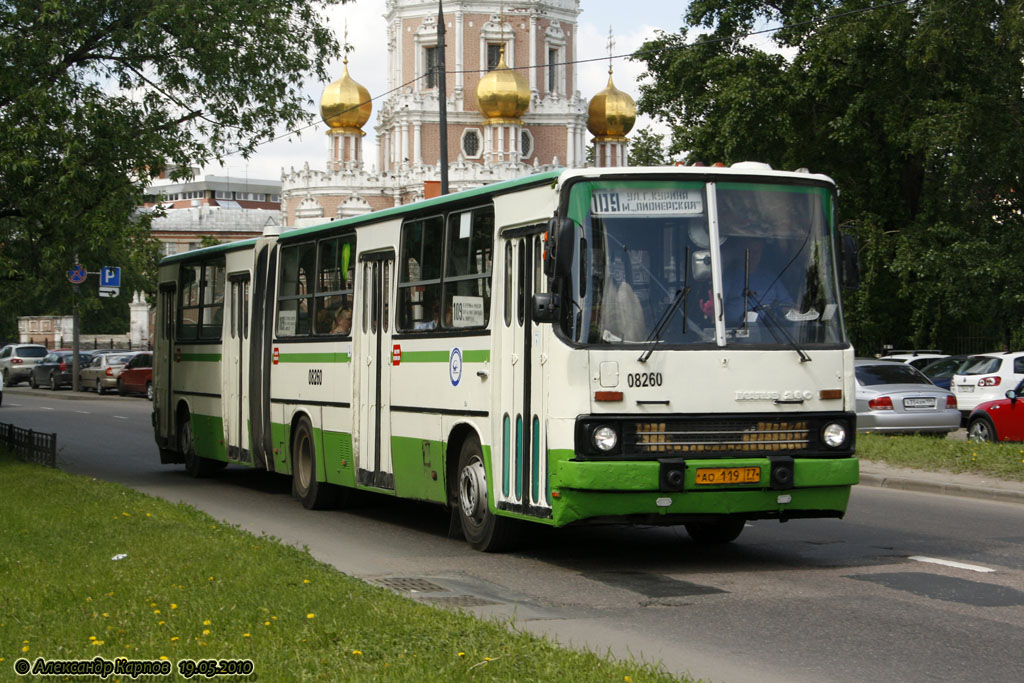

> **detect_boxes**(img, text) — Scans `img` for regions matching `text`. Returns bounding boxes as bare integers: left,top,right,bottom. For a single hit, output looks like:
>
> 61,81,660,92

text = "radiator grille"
630,420,810,454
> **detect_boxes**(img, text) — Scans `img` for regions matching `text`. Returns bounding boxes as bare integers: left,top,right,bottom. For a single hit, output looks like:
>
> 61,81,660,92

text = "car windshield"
110,354,135,364
958,356,1001,375
856,364,932,386
19,347,47,358
921,357,967,380
561,179,845,348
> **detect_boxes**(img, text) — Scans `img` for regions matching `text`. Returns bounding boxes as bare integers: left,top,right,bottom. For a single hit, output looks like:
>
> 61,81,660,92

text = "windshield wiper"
639,286,688,363
750,297,812,363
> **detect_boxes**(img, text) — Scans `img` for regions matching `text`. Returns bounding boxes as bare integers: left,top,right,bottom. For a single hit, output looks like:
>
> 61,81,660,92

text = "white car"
880,350,948,370
950,352,1024,419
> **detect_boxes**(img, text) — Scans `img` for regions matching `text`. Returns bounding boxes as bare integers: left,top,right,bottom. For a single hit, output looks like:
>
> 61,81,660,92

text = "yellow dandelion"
146,513,151,517
243,633,251,638
271,616,278,621
86,597,92,602
203,620,211,625
102,613,109,617
89,636,97,641
153,610,161,614
352,650,362,656
150,602,157,607
264,622,270,627
625,677,633,683
171,637,179,642
92,640,104,646
458,652,465,657
21,646,29,653
484,657,493,661
203,629,210,636
122,512,131,517
208,577,214,581
107,592,114,597
159,656,168,661
303,579,310,584
158,621,165,626
306,613,315,619
170,604,177,609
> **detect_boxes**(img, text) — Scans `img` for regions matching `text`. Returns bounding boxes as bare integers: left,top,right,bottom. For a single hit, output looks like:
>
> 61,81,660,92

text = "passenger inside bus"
332,308,352,335
597,255,647,342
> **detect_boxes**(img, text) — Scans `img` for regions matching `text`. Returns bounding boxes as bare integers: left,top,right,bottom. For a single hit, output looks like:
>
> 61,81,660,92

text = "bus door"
499,230,550,516
356,250,396,490
224,274,251,463
156,283,176,457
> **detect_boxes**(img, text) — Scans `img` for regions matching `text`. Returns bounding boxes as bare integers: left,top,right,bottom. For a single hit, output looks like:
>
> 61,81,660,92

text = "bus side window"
397,215,444,331
504,241,512,327
443,206,493,329
178,264,200,340
277,242,315,337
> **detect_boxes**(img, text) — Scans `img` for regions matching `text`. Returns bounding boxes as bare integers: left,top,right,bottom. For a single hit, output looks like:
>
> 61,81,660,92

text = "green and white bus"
153,164,860,551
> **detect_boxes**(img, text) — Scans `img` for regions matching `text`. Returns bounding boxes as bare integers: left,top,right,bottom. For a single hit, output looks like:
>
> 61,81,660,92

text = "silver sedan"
855,359,961,435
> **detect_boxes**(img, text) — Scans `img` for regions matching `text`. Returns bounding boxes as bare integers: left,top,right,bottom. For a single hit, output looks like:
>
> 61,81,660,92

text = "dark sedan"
30,352,92,390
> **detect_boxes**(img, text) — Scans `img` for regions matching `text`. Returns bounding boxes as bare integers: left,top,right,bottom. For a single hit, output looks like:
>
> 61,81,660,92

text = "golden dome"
320,59,372,133
587,69,636,141
475,49,530,124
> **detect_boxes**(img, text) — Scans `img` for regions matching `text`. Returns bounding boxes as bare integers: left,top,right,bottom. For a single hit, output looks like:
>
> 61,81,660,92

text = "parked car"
966,378,1024,442
918,355,971,391
0,343,49,386
117,352,153,399
79,352,140,394
29,352,92,390
855,359,961,435
950,351,1024,421
880,349,948,370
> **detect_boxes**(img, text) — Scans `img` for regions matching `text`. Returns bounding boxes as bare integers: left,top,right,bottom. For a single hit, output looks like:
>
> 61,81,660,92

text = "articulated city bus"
153,164,860,551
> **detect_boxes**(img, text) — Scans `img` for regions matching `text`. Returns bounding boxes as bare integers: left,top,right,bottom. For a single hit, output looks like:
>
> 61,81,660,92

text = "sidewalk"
859,459,1024,505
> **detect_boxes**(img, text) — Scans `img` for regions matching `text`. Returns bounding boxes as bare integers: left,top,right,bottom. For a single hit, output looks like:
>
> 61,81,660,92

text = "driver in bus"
711,236,796,325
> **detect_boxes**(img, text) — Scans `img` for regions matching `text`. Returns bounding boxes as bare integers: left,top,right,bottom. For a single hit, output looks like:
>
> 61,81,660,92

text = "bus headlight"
592,425,619,452
822,422,847,448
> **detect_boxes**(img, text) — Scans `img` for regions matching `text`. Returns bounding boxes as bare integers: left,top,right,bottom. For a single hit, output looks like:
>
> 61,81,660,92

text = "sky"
204,1,693,183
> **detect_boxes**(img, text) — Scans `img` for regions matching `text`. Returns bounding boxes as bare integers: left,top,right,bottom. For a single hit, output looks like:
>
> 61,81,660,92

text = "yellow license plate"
695,467,761,485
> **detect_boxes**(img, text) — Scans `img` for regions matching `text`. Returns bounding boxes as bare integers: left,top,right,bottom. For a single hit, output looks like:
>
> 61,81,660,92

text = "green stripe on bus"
179,353,222,362
277,352,352,363
400,350,490,363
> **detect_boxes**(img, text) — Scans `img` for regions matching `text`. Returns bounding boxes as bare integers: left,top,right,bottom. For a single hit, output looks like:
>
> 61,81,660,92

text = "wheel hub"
459,459,487,520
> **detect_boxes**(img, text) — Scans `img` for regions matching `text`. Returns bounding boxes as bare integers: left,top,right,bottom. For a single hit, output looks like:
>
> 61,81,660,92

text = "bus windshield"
562,179,845,348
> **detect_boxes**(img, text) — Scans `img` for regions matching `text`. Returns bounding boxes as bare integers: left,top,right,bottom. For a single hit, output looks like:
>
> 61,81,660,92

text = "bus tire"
180,409,217,478
684,518,746,544
291,417,336,510
456,435,519,552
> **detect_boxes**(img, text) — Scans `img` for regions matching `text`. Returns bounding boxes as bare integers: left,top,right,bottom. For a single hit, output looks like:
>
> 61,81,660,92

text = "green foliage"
633,0,1024,354
627,127,672,166
0,0,347,338
858,433,1024,482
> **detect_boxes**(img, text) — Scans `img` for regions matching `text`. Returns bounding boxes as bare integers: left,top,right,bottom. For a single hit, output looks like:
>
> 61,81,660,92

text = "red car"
116,352,153,399
967,378,1024,442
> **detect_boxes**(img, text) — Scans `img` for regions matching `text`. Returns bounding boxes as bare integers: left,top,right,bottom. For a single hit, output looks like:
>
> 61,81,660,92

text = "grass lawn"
857,432,1024,481
0,452,685,682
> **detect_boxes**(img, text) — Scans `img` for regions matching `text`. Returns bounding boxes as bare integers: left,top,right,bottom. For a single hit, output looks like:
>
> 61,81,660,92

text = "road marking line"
40,406,55,411
76,411,91,414
909,556,995,573
112,415,128,420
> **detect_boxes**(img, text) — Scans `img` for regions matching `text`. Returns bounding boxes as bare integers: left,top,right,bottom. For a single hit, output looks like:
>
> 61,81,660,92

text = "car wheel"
117,378,125,396
456,434,519,552
684,518,747,544
291,417,337,509
968,416,996,443
50,372,59,391
146,382,154,402
1,368,7,386
96,379,104,395
29,374,37,389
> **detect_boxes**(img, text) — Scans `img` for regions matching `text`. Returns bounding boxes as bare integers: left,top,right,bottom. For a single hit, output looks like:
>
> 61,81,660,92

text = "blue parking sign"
101,266,121,288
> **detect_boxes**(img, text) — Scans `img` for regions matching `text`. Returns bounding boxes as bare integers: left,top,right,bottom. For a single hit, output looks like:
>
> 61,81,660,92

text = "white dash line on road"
112,415,128,420
909,556,995,573
75,411,91,414
40,406,55,411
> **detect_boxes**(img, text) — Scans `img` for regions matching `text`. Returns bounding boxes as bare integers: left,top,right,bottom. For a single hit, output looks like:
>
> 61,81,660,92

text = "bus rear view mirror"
545,217,576,279
839,231,860,290
532,293,559,323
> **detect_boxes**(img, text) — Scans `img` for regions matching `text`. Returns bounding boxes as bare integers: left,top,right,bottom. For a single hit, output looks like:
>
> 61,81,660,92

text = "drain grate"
374,577,449,593
418,595,501,608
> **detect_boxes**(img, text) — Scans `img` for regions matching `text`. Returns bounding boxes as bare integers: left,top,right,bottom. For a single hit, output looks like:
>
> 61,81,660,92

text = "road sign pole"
72,288,80,392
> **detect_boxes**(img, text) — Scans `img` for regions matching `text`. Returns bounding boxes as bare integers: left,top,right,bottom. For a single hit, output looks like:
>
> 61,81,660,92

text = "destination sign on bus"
591,188,703,217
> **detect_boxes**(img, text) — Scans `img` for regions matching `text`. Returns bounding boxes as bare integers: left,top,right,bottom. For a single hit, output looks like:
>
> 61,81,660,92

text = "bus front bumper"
547,456,858,527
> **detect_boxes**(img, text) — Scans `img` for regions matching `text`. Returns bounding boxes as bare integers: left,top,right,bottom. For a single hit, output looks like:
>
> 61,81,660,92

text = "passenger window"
178,259,224,340
443,207,493,329
398,215,444,331
313,235,356,336
277,242,316,336
504,242,513,327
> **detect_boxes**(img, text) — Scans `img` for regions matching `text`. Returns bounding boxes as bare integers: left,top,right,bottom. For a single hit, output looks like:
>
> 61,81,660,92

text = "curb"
859,473,1024,505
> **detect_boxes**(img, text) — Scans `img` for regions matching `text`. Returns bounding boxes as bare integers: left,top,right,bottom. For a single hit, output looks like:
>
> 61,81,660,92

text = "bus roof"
158,163,834,266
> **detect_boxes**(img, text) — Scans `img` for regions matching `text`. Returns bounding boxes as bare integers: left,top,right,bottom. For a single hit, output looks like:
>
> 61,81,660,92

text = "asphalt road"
3,386,1023,683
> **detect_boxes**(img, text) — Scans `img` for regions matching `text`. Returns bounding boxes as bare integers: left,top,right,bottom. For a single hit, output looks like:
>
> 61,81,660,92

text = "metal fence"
0,422,57,467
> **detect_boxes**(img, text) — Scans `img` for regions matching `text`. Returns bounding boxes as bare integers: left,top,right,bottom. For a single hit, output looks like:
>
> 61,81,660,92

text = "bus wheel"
457,435,518,552
684,518,746,544
291,417,336,510
180,410,217,478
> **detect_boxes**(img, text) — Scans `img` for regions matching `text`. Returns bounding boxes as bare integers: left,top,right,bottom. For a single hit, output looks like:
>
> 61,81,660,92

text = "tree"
627,127,671,166
0,0,347,338
632,0,1024,353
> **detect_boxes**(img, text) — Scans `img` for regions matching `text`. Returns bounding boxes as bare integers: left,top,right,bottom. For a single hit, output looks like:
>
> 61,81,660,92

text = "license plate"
904,397,936,408
958,385,974,392
695,467,761,485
